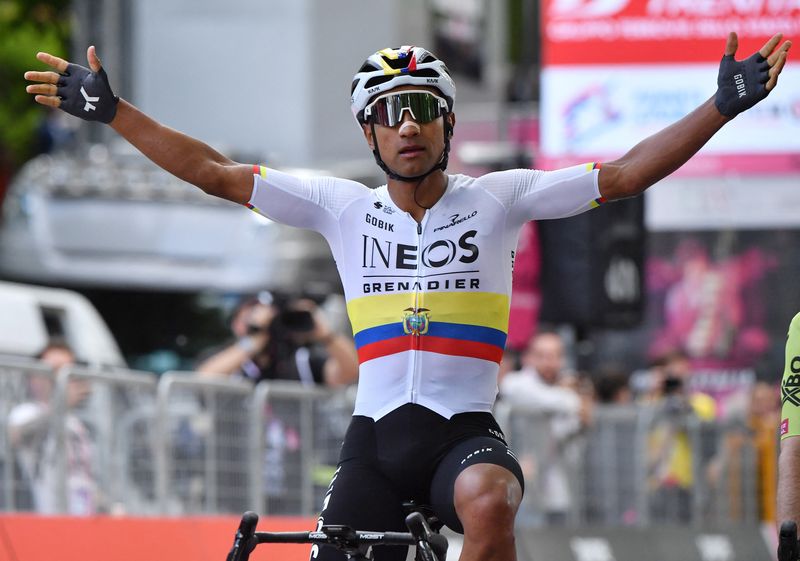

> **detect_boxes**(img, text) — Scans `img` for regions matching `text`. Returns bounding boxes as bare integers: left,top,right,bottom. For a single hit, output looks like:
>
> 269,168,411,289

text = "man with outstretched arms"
26,33,790,561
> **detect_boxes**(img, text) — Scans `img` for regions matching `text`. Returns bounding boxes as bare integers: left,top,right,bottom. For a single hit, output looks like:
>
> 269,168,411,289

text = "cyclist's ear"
446,113,456,138
362,122,375,149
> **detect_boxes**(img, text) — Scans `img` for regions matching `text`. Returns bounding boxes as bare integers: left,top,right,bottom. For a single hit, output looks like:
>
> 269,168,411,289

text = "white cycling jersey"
248,164,603,420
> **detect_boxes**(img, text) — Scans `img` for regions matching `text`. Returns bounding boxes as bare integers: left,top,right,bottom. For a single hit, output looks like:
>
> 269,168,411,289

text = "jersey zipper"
410,219,425,404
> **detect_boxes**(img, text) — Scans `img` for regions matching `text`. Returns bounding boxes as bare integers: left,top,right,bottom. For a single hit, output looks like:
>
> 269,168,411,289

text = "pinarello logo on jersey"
403,307,430,335
433,211,478,232
781,418,790,436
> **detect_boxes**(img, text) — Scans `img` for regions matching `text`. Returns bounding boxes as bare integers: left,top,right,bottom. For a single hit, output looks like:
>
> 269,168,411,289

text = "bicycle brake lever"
405,512,440,561
227,511,259,561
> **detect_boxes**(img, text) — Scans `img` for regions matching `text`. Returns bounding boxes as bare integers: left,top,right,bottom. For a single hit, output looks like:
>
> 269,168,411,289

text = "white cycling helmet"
350,46,456,124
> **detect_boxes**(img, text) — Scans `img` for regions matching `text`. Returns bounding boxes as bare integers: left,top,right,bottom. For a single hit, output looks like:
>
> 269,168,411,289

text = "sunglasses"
364,90,448,127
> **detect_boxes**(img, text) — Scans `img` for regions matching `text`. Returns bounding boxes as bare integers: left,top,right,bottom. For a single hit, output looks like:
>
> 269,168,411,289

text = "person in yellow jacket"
645,350,717,521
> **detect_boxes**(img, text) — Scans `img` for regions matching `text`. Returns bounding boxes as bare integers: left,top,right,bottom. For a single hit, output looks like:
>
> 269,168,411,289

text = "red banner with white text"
539,0,800,173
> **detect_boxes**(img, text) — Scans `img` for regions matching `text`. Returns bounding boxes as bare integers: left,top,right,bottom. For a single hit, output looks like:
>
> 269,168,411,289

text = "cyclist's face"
362,86,455,177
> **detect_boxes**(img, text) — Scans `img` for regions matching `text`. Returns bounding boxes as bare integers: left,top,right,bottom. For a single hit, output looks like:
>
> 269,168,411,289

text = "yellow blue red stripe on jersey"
246,165,269,212
348,291,509,364
587,162,606,208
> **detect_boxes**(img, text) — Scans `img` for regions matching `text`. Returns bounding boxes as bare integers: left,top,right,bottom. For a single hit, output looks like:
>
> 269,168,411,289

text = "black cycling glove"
714,50,771,118
56,62,119,124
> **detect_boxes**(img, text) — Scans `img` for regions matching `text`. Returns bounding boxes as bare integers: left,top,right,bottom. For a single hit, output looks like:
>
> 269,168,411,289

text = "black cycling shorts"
311,403,524,561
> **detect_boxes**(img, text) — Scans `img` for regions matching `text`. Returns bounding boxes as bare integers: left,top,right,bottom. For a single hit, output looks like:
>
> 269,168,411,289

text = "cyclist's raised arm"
24,46,253,204
598,32,790,201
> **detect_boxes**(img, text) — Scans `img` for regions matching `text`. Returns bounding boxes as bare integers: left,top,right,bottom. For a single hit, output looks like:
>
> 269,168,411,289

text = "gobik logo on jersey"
403,307,430,335
782,356,800,407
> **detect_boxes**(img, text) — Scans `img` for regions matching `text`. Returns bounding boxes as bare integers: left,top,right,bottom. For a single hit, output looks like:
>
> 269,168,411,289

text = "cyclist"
25,32,790,561
779,312,800,553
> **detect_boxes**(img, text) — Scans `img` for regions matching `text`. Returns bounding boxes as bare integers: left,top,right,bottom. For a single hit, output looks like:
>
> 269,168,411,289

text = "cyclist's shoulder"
781,312,800,440
255,166,371,193
789,312,800,337
448,170,528,201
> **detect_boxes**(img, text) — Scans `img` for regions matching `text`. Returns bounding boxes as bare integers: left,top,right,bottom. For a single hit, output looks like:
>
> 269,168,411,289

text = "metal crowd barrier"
249,381,353,515
155,371,255,515
153,373,354,516
496,399,767,528
52,365,158,514
0,355,53,512
1,358,159,515
0,356,773,525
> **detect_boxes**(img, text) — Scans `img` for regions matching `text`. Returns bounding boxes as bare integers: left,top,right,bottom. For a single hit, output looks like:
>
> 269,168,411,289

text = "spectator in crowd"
708,380,780,522
197,293,358,387
639,350,717,418
7,340,96,515
644,349,716,522
498,330,591,524
594,365,633,405
582,364,639,525
195,293,358,508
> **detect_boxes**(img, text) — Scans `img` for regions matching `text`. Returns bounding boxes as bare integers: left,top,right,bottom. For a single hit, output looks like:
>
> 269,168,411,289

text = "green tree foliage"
0,0,70,168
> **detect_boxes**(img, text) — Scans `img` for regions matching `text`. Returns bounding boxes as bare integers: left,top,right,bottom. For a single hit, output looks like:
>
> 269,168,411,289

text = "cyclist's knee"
453,464,522,532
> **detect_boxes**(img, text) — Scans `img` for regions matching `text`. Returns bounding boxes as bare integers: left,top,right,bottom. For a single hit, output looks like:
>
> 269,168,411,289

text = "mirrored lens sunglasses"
364,90,448,127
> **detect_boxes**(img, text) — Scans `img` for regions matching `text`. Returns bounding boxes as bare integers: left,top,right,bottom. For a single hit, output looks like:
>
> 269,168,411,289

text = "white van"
0,280,125,367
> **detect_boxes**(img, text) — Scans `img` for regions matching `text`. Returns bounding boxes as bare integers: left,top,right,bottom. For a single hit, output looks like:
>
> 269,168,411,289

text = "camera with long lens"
660,375,691,418
269,293,318,336
275,307,315,333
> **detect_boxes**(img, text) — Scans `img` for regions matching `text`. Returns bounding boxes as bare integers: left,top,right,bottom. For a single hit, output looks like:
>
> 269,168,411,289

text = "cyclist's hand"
24,45,119,123
714,31,791,118
778,520,799,561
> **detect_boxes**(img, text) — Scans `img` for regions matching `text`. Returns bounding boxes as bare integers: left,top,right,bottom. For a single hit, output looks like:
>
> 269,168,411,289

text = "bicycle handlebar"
226,511,447,561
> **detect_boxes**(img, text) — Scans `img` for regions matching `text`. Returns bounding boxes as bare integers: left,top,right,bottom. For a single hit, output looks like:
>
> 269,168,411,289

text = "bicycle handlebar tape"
779,521,800,561
714,50,771,118
226,511,260,561
56,62,119,123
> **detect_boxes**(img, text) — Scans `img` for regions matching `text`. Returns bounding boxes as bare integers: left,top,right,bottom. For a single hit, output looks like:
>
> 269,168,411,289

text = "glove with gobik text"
714,48,771,118
57,62,119,124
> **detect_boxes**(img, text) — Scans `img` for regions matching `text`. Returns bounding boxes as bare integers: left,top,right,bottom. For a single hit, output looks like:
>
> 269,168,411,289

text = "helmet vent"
363,75,394,90
358,61,379,73
363,68,440,92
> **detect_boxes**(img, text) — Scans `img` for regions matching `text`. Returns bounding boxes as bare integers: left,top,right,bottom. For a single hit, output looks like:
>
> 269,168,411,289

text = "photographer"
644,350,716,522
197,293,358,387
